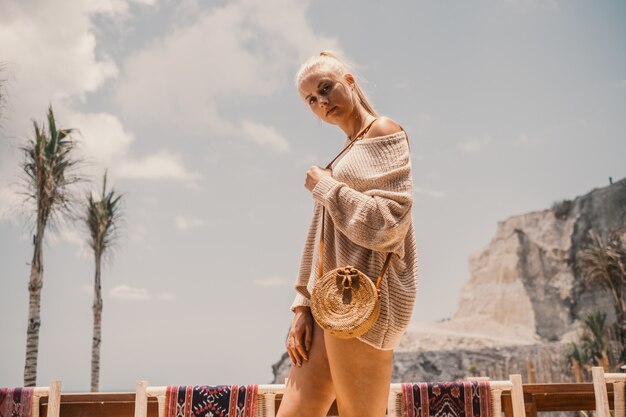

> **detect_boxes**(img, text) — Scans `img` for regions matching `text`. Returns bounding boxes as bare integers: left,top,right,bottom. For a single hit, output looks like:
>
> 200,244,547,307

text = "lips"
326,106,337,117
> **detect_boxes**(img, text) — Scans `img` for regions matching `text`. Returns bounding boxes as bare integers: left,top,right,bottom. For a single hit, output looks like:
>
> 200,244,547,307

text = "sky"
0,0,625,391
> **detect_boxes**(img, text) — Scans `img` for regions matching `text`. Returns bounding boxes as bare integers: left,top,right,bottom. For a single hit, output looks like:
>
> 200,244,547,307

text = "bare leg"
276,321,336,417
324,335,393,417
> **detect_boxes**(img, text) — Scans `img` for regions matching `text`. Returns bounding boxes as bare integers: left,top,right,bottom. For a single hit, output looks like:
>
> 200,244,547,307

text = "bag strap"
317,117,394,289
324,118,378,170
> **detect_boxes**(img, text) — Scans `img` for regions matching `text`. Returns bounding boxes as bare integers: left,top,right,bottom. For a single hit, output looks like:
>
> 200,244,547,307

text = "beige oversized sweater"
291,130,418,350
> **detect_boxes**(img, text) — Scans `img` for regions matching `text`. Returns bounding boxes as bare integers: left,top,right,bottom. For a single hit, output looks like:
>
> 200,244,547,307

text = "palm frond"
577,229,626,317
84,171,124,257
19,105,84,228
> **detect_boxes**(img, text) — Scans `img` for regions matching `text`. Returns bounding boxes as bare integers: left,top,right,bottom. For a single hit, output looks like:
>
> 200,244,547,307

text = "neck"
339,106,373,140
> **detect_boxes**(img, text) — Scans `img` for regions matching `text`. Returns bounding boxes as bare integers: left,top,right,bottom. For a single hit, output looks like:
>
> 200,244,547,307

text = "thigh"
276,321,336,417
324,335,393,417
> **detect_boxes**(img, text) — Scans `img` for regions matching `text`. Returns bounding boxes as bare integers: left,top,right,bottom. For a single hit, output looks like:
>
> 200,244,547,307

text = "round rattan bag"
310,266,381,339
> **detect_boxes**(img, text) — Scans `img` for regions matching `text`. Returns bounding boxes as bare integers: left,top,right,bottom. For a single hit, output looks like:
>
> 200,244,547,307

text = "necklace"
348,116,377,141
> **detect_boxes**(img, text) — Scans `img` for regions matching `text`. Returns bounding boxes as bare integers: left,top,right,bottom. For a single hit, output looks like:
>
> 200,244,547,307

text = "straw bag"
310,118,393,339
310,255,392,339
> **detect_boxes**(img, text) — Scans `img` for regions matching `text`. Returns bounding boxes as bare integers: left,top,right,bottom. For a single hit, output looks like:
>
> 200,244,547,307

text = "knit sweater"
291,130,418,350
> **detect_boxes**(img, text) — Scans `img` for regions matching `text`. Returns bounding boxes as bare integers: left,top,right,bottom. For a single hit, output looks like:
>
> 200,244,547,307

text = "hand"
286,306,313,367
305,166,332,192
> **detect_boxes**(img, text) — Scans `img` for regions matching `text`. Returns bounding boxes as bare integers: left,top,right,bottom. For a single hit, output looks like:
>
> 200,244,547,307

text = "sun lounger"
0,380,61,417
387,375,526,417
134,381,284,417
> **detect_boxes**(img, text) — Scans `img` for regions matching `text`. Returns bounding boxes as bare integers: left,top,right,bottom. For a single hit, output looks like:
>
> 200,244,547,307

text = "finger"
289,335,303,366
295,338,307,364
287,348,297,367
304,324,313,354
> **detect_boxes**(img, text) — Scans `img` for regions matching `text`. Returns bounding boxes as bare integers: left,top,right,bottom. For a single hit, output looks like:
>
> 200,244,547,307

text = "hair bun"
319,50,337,59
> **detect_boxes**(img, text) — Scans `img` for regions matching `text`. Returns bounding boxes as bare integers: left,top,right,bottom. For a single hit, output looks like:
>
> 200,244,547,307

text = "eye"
308,96,317,105
320,83,330,94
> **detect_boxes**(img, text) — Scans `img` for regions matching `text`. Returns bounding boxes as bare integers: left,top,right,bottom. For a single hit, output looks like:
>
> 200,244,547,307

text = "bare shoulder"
365,116,403,139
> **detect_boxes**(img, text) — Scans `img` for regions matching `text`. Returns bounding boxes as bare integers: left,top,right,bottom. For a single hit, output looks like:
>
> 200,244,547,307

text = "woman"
277,52,418,417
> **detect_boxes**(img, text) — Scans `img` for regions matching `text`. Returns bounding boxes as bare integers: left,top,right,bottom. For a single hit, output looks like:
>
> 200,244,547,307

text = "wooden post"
47,380,61,417
527,361,537,384
600,352,609,372
134,381,148,417
509,374,526,417
264,393,276,417
572,360,583,383
387,390,398,417
497,363,504,381
504,357,510,379
544,352,553,383
31,388,42,417
614,381,625,417
491,388,503,417
592,367,610,417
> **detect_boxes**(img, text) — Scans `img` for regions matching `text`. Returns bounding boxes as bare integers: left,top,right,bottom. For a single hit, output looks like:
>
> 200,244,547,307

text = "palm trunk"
24,223,44,387
572,360,583,383
91,252,103,392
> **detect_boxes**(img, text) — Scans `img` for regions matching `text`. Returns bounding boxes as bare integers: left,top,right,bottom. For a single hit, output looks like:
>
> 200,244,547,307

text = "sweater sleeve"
290,293,311,312
311,136,413,254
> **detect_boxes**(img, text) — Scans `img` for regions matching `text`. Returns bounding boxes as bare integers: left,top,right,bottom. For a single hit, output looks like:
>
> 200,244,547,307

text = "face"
298,70,356,125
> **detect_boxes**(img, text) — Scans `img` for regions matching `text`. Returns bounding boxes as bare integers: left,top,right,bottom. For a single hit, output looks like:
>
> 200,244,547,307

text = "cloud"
241,121,290,154
514,133,543,146
63,111,135,167
414,186,447,199
615,79,626,89
48,222,86,249
113,0,339,137
0,182,23,222
109,284,176,300
61,112,200,184
0,0,189,224
155,291,177,301
116,150,200,181
0,1,121,128
0,0,127,221
110,285,151,300
253,276,289,287
175,215,206,230
457,136,492,153
109,285,151,300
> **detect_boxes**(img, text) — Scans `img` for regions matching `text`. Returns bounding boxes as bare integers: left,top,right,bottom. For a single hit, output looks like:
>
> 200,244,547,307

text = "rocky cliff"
272,178,626,383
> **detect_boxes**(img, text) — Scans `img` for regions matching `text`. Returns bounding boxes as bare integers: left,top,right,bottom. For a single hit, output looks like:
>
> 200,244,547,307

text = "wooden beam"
35,381,618,417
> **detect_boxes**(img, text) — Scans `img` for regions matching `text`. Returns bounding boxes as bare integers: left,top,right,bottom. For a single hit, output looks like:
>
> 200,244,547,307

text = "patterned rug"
401,381,492,417
164,385,258,417
0,388,34,417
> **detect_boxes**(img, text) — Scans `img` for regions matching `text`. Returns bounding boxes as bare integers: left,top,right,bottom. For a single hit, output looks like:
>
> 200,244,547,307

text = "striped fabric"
164,385,257,417
0,387,34,417
401,381,492,417
292,131,418,350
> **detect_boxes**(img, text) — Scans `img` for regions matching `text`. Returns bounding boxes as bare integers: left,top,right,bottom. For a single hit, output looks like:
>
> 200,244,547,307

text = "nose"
319,96,329,107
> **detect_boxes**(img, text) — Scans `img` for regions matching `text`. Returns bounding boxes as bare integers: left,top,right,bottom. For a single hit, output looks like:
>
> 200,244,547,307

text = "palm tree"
577,228,626,365
20,106,82,386
568,342,588,382
85,171,123,392
581,312,610,370
577,229,626,332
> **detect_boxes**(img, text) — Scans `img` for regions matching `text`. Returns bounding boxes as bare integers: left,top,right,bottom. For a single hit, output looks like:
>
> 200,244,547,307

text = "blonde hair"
295,51,378,117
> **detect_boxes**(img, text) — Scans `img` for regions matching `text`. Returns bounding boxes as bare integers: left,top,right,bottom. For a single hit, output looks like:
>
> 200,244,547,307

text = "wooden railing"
39,382,614,417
